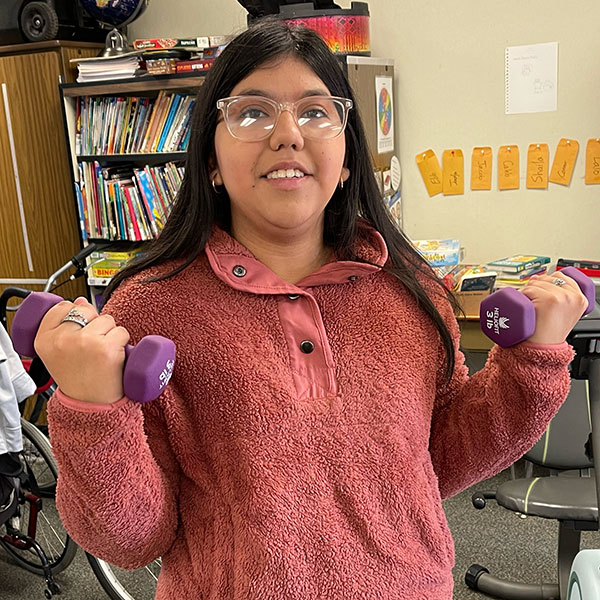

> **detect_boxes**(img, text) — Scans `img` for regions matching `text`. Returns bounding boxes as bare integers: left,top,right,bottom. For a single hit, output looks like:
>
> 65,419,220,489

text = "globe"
79,0,149,28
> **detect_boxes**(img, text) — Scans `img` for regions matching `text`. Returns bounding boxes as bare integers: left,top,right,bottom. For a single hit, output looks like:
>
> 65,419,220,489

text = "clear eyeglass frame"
216,95,353,142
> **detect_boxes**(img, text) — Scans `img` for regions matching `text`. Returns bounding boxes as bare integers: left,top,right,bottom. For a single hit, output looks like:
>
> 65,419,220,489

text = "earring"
339,175,344,189
211,179,222,194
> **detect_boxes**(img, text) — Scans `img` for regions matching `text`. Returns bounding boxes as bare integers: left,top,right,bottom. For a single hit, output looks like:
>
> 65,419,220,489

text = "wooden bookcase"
59,71,207,295
0,40,103,305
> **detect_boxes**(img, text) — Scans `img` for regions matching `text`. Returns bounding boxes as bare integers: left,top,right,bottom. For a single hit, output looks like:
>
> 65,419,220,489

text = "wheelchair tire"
0,419,77,575
86,553,161,600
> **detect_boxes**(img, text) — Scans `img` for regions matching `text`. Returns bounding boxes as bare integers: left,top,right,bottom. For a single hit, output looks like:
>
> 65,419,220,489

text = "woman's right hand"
34,297,130,405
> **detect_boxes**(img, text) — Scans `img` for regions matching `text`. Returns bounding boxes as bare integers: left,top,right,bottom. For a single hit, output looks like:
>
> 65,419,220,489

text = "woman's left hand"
520,272,590,345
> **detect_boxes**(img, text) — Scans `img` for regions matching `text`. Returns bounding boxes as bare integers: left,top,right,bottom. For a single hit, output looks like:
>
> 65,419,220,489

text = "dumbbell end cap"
559,267,595,316
123,336,176,403
479,287,536,348
11,292,63,357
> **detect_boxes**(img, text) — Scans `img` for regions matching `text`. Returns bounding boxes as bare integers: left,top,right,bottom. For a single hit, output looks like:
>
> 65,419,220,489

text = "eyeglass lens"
224,97,347,140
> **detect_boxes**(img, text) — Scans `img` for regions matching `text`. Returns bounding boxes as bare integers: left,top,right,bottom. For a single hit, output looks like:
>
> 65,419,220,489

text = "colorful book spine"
141,91,167,153
496,266,547,281
74,181,88,241
134,169,160,235
123,185,141,241
156,94,182,152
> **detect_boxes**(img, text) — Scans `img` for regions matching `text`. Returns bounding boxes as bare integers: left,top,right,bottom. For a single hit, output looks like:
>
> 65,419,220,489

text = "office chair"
466,301,600,600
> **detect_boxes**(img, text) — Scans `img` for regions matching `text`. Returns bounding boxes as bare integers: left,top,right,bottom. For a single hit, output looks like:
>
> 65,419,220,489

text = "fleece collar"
205,223,388,295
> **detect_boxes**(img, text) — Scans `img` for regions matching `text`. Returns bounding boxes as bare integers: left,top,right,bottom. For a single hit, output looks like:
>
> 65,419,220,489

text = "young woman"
35,18,587,600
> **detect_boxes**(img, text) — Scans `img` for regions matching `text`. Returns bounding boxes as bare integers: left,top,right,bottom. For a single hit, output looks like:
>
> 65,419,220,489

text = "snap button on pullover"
300,340,315,354
348,275,358,281
232,265,246,277
288,294,300,300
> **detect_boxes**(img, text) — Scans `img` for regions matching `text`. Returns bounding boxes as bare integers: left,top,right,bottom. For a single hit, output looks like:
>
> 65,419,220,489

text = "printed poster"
375,76,394,154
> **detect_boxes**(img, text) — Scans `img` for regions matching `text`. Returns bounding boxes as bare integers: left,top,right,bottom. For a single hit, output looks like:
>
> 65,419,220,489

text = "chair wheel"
44,589,52,599
472,495,486,509
49,582,61,594
465,563,490,590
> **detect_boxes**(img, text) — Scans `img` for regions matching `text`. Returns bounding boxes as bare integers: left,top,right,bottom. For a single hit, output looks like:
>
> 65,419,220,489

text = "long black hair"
106,18,458,384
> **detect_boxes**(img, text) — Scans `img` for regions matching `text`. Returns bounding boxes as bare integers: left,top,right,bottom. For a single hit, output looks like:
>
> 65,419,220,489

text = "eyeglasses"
216,95,353,142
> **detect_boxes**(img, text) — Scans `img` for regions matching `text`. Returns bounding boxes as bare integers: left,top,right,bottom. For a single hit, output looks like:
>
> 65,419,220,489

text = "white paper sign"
375,76,394,153
505,42,558,115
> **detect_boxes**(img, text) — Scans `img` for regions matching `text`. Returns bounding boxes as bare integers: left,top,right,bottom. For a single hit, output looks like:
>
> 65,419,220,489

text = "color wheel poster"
375,76,394,154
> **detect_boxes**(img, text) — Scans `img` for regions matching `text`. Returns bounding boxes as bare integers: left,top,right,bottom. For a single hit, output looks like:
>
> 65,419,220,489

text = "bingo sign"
376,76,394,154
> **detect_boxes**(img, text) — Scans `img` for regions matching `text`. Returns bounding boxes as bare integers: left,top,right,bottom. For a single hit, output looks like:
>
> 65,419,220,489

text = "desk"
458,317,493,352
456,317,492,374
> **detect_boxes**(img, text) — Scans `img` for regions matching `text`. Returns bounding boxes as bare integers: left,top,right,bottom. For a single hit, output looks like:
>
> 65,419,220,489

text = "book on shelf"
486,254,552,273
89,245,144,280
176,58,215,73
140,90,167,152
133,35,231,51
74,181,88,242
75,161,183,241
76,93,194,156
496,265,548,282
154,93,182,152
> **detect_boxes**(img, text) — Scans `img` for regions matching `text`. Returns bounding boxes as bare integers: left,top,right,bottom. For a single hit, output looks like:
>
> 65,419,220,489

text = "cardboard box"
454,290,490,319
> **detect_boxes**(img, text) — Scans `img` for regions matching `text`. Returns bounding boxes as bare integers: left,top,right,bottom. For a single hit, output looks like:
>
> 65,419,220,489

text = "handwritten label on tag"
471,147,492,190
549,138,579,186
416,149,443,196
585,138,600,184
442,149,464,195
526,144,549,189
498,145,519,190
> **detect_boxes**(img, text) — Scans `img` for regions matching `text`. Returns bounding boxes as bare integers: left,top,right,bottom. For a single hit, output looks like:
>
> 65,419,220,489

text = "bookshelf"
59,72,207,294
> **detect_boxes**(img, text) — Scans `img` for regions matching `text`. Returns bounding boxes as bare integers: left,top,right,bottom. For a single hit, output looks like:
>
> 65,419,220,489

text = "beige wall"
130,0,600,263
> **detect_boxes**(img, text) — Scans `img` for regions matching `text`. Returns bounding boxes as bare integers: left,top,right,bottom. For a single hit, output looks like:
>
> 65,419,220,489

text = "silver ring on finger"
552,278,567,287
60,308,88,328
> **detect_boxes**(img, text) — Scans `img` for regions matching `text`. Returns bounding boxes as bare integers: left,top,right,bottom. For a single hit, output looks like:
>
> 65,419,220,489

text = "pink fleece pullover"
47,224,574,599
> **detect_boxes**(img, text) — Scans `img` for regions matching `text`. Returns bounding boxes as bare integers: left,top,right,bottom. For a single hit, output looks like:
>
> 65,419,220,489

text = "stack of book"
486,254,552,288
88,246,144,287
76,92,195,155
75,161,184,242
132,35,231,74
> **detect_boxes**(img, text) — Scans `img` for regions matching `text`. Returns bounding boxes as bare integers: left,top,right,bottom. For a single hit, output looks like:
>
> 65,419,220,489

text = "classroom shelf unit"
59,71,207,292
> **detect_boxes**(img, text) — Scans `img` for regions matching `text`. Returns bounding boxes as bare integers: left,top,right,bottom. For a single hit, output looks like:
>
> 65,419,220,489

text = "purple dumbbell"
480,266,595,348
11,292,175,403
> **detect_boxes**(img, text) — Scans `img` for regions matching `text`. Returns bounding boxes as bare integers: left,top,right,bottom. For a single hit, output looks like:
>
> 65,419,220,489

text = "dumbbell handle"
480,267,595,348
11,292,175,403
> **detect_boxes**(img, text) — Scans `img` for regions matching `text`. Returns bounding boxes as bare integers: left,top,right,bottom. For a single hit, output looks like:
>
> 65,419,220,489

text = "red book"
123,185,142,241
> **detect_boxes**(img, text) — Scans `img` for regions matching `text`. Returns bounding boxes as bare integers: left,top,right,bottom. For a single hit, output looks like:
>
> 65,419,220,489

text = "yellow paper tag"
416,149,443,197
549,138,579,186
585,138,600,184
442,149,464,195
498,145,519,190
526,144,549,189
470,147,492,190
